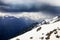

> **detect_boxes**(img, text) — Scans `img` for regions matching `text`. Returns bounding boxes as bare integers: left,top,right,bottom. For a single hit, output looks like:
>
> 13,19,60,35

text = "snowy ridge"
41,16,60,24
10,16,60,40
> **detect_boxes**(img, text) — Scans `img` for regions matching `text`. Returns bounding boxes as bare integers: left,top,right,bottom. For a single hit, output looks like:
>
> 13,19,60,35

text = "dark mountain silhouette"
0,16,38,40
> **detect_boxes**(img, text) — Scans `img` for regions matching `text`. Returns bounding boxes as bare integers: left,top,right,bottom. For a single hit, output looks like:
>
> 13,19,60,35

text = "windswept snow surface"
10,20,60,40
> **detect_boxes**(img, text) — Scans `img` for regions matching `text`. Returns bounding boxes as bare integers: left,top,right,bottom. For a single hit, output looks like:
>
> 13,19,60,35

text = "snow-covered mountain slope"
10,18,60,40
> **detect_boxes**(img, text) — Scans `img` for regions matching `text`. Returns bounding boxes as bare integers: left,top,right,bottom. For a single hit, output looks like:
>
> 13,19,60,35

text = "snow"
10,18,60,40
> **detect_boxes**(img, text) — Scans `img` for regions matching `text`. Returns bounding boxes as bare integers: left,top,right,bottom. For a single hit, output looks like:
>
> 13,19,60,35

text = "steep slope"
10,18,60,40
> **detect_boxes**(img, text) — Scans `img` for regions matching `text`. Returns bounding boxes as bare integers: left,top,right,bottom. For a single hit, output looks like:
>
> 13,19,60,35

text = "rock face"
10,16,60,40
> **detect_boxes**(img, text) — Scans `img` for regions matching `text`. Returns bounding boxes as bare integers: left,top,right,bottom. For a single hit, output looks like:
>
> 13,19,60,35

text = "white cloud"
1,0,36,4
0,12,54,20
37,0,60,6
1,0,60,6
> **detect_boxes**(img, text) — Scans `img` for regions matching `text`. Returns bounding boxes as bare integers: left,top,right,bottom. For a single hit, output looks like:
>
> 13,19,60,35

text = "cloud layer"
0,0,60,15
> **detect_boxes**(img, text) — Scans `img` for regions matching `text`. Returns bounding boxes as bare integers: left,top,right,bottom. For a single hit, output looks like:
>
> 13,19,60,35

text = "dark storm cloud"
40,5,60,15
0,2,42,12
0,0,60,15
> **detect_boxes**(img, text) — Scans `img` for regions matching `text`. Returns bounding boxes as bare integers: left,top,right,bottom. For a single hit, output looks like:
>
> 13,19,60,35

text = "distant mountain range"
0,15,40,40
10,16,60,40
